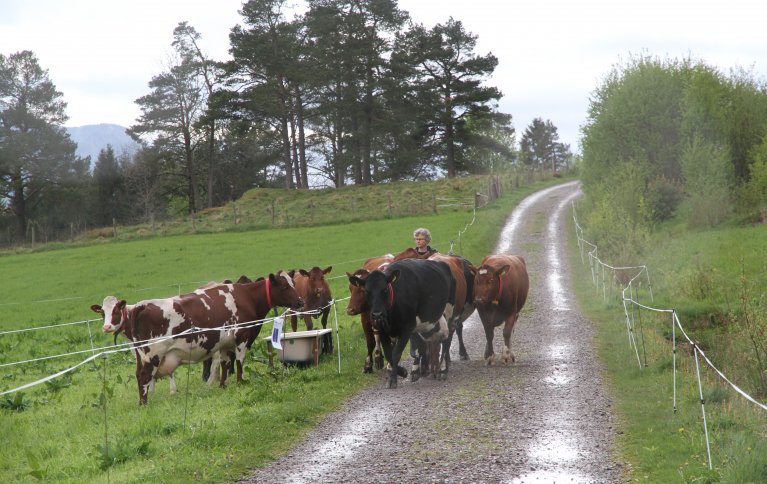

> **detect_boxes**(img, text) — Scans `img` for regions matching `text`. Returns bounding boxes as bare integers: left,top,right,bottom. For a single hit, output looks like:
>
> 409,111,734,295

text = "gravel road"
241,181,627,483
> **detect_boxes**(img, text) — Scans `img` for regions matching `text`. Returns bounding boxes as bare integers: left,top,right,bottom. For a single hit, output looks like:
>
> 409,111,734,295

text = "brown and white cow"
413,254,475,378
91,271,303,404
472,254,529,365
290,266,334,353
345,254,393,373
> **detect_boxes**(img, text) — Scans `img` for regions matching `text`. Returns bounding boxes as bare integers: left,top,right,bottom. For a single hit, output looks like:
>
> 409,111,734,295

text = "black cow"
349,258,455,388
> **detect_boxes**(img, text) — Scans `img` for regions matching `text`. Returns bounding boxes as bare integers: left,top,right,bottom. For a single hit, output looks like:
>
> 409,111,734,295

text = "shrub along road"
241,181,626,482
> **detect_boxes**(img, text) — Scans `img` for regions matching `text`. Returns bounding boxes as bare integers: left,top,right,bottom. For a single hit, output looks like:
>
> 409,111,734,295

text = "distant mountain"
66,123,140,169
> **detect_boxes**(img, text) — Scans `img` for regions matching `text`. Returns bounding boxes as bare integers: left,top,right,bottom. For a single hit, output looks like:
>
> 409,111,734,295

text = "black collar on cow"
493,272,504,305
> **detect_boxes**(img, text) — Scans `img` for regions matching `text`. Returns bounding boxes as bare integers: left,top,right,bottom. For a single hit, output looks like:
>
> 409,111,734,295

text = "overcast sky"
2,0,765,153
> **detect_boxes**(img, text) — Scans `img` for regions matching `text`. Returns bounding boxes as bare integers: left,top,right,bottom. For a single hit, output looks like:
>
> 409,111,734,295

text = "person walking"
413,228,438,257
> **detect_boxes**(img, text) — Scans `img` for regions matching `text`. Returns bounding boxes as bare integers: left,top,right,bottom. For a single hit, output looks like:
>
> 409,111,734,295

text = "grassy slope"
568,212,767,482
0,176,564,483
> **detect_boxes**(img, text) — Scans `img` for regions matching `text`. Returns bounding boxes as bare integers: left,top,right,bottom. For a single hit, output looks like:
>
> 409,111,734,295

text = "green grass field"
0,176,562,483
569,210,767,482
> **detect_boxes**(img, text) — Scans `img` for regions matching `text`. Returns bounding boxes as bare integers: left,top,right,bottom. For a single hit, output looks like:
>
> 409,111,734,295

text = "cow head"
346,268,371,316
352,269,399,333
473,264,510,305
298,266,332,307
268,270,304,310
91,296,128,333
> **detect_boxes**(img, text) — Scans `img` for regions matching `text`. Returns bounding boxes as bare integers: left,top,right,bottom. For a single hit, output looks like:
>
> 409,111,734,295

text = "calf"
349,258,455,388
91,271,303,404
291,266,333,353
345,254,393,373
472,254,529,365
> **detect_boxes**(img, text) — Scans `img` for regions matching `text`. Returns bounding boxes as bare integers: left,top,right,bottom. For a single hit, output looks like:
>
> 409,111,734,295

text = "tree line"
0,0,571,245
579,54,767,261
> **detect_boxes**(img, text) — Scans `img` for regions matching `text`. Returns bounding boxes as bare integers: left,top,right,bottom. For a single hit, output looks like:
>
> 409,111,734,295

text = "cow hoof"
363,366,372,374
460,353,470,361
396,365,408,378
374,356,384,370
485,356,495,366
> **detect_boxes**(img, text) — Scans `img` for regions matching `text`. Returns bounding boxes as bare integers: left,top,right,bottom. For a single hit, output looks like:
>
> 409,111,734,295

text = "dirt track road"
242,181,626,483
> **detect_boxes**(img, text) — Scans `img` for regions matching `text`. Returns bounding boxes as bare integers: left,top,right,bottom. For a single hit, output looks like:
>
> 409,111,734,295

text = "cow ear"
287,269,296,279
349,275,363,287
387,269,400,284
323,266,332,274
119,300,127,310
496,265,510,277
90,304,102,314
268,273,277,284
299,269,309,277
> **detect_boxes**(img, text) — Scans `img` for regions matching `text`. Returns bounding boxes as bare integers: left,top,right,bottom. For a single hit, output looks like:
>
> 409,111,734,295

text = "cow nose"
102,325,112,333
371,311,384,321
346,307,355,316
297,297,305,309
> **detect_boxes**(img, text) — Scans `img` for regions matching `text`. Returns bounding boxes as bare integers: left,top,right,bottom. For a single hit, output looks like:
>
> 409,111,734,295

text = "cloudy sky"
2,0,765,152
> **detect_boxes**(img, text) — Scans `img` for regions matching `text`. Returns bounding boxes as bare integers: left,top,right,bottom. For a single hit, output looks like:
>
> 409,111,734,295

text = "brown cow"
91,272,303,404
392,247,431,261
345,254,393,373
291,266,333,353
472,254,529,365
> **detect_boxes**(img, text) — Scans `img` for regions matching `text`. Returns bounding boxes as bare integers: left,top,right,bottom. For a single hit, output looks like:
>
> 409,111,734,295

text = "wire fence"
0,195,482,396
572,201,767,470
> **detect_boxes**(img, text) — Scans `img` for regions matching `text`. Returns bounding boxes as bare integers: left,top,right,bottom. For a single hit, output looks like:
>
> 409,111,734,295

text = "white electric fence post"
332,300,341,374
672,311,678,414
693,344,714,470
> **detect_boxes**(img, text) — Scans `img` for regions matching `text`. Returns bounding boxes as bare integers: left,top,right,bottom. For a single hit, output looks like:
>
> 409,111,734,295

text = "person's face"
415,235,428,249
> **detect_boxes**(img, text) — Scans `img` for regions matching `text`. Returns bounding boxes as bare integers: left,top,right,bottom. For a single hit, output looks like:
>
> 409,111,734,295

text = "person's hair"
413,228,431,243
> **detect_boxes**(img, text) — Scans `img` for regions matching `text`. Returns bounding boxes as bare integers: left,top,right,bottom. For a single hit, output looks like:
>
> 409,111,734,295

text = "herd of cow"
90,249,529,404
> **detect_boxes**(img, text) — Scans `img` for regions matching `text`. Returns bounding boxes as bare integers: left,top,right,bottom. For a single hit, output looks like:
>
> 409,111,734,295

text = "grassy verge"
568,210,767,482
0,176,567,482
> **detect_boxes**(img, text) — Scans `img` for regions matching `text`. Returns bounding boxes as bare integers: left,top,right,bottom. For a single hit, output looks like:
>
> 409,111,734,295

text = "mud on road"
241,181,627,483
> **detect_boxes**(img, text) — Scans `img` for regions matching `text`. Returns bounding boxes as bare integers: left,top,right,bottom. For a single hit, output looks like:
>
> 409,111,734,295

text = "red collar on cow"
121,306,128,324
493,272,504,305
266,277,273,309
387,282,394,308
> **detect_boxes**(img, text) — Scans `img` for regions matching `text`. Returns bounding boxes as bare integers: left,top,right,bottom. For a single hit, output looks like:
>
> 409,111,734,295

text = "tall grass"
569,210,767,481
0,176,564,482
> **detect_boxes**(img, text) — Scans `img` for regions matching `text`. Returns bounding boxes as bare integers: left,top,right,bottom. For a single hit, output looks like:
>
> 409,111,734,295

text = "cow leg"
361,314,375,373
501,314,518,364
483,322,497,366
373,330,384,370
136,358,158,405
168,372,177,394
439,339,450,380
455,321,470,360
234,344,249,383
202,358,212,382
388,335,410,389
206,354,221,385
409,334,423,382
320,308,332,354
290,314,298,333
303,314,314,331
